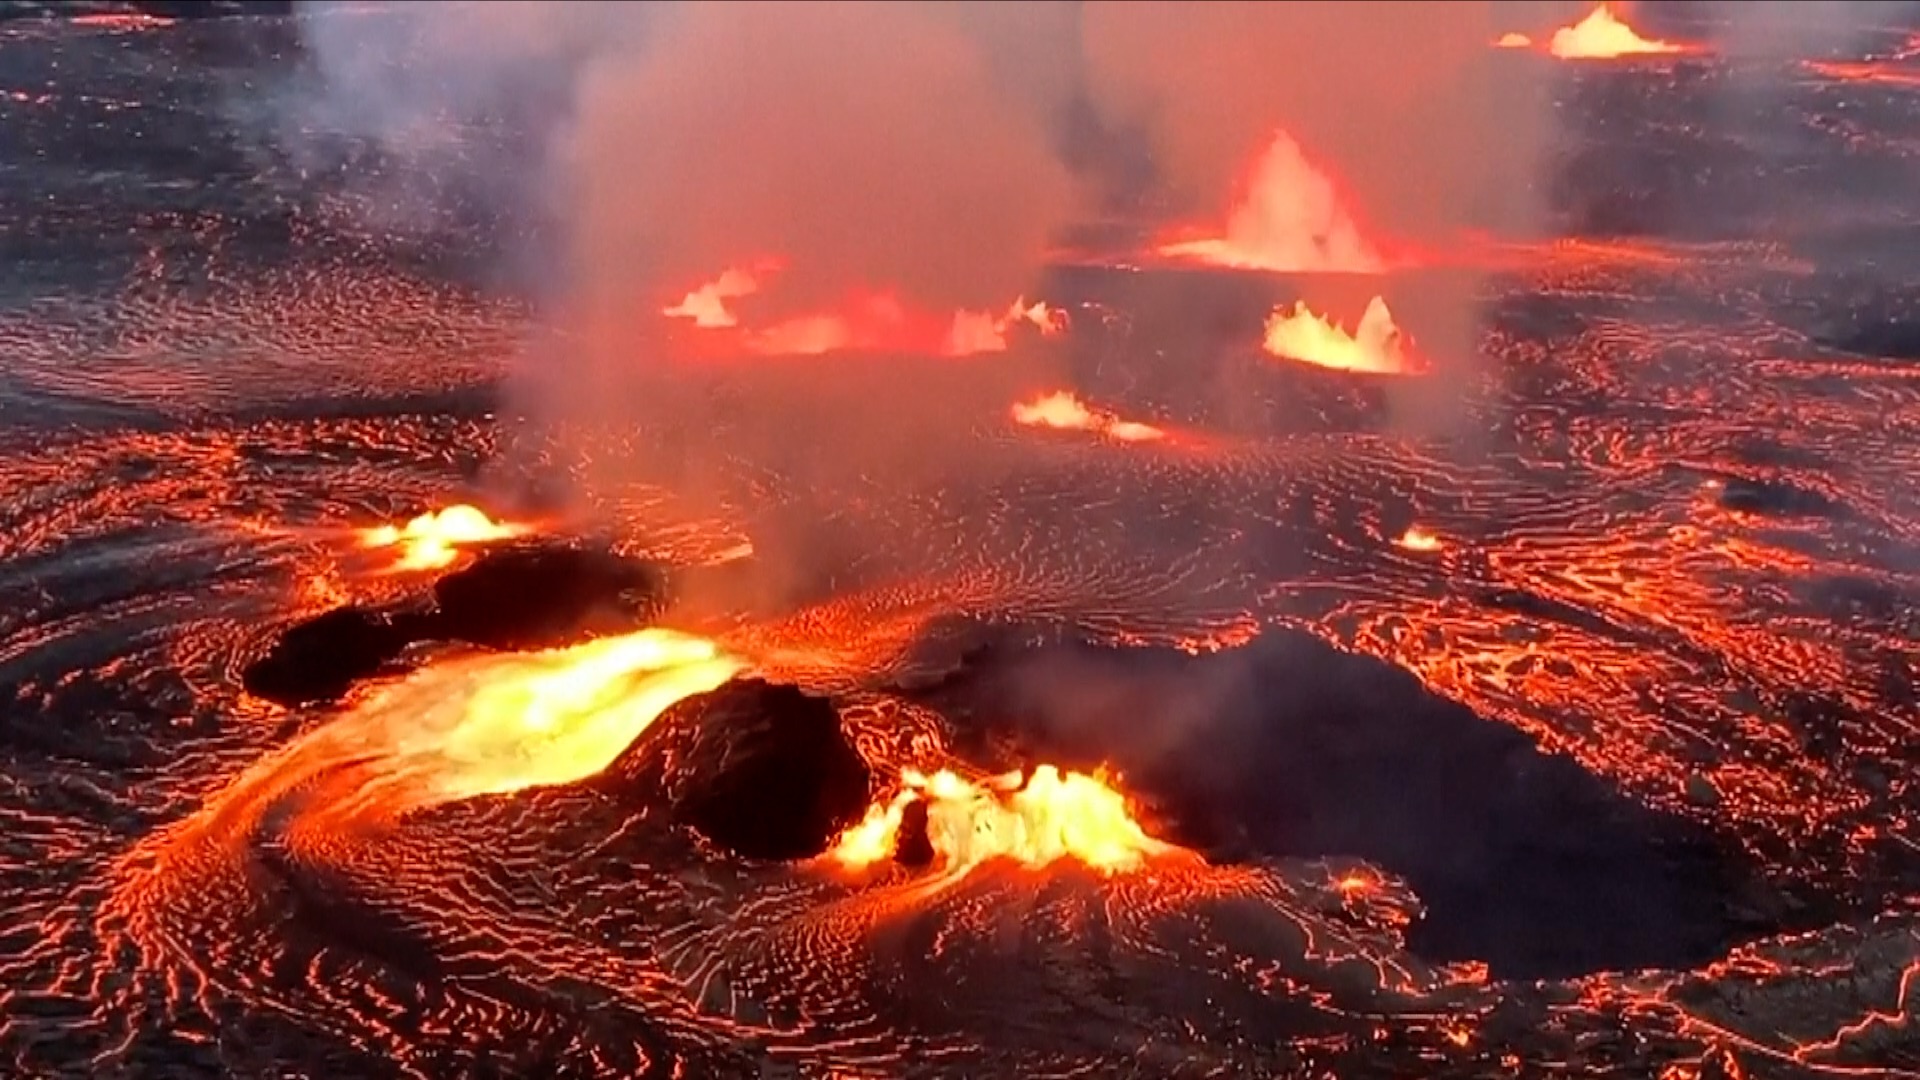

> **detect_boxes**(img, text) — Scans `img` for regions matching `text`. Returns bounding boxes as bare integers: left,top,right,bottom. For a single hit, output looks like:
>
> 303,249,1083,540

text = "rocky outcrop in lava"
611,679,875,862
240,546,670,707
239,606,415,708
428,545,666,650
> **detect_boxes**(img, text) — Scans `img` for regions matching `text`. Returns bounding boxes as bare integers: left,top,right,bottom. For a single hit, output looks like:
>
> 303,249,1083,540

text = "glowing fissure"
359,504,527,571
664,262,1065,357
832,764,1180,876
1159,131,1385,274
1262,296,1424,375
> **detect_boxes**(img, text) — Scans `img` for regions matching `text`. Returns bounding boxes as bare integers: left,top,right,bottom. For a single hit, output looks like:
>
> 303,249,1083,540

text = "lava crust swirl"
1,5,1918,1080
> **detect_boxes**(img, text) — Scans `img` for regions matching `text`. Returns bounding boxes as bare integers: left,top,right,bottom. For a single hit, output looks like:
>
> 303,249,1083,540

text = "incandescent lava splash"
1528,4,1690,61
1263,296,1425,375
1010,390,1167,443
664,262,1064,357
831,764,1181,876
1158,131,1386,274
359,504,527,572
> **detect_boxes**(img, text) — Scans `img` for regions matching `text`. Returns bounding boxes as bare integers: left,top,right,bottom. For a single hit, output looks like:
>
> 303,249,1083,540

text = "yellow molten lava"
1395,527,1444,552
1263,296,1423,375
831,765,1178,876
664,266,764,329
1494,31,1533,49
335,628,744,816
1010,391,1166,443
1549,4,1683,60
1160,131,1384,274
359,504,526,571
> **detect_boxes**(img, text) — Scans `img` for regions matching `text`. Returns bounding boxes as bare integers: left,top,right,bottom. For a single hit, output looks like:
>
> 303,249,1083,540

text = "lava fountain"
1262,296,1425,375
359,504,527,571
1158,131,1386,274
201,628,746,833
831,765,1183,877
1010,391,1166,443
1544,4,1686,60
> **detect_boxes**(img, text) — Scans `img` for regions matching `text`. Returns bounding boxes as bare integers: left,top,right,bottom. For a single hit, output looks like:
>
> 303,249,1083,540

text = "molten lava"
1495,31,1533,49
1159,131,1385,274
831,764,1180,876
663,266,764,329
1547,4,1684,60
1010,391,1166,443
328,628,744,816
359,504,527,571
664,263,1063,357
1395,527,1444,552
1262,296,1424,375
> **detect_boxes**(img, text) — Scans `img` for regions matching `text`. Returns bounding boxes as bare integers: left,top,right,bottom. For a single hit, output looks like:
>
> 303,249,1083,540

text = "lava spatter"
1263,296,1425,375
830,764,1184,876
358,503,527,572
663,262,1064,357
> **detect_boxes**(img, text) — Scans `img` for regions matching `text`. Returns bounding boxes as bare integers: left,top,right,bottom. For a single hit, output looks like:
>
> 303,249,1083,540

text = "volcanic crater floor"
0,8,1917,1080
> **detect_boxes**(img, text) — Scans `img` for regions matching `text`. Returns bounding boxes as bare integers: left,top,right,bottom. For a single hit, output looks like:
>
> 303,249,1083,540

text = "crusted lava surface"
0,9,1916,1080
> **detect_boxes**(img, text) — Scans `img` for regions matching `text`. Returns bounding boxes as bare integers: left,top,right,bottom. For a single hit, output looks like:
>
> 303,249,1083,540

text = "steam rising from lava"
281,0,1077,533
1080,2,1548,253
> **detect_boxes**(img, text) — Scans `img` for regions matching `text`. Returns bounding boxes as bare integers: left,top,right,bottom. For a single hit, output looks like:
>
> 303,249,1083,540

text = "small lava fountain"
1263,296,1425,375
831,765,1184,877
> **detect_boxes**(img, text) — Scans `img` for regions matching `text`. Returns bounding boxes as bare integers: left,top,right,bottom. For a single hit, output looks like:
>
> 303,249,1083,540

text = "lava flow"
664,262,1064,357
1010,390,1167,443
1158,131,1386,274
1262,296,1425,375
359,504,526,571
1499,4,1689,60
832,764,1182,876
242,628,744,825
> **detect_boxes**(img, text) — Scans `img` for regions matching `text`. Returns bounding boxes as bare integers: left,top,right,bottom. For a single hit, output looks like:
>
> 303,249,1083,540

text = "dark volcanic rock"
613,679,874,862
240,607,410,707
1714,476,1842,519
890,798,936,868
909,622,1802,981
428,545,667,651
